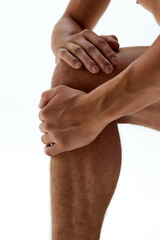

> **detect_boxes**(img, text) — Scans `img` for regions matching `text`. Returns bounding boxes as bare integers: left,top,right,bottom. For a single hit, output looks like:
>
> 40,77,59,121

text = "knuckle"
39,123,42,131
97,57,107,66
38,111,41,120
59,48,67,58
97,36,106,45
71,33,80,40
41,135,45,144
87,44,96,53
38,111,43,121
44,122,52,131
83,58,93,66
106,51,115,58
70,35,76,41
41,91,47,99
74,46,82,55
41,109,48,118
82,29,90,34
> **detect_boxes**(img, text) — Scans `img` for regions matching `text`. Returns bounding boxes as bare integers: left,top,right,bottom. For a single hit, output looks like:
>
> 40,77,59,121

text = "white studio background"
0,0,160,240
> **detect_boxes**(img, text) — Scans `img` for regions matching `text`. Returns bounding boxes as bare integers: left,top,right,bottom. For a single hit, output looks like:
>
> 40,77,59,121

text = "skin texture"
55,30,119,73
39,46,160,156
39,47,140,156
51,0,120,74
45,0,160,156
91,35,160,129
46,45,160,240
49,58,121,240
38,0,160,239
50,120,121,240
118,100,160,131
51,0,112,54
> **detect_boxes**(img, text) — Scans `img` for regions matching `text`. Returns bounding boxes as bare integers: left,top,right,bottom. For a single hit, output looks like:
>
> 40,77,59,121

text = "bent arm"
52,44,160,131
51,46,148,91
51,0,111,61
89,35,160,128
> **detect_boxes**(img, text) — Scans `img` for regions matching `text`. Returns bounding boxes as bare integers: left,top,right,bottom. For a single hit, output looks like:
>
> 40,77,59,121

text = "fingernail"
111,57,118,65
91,65,100,73
105,65,113,74
75,61,82,68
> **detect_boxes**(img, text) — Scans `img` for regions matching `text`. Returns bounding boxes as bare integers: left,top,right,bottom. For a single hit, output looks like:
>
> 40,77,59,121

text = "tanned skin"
38,0,160,239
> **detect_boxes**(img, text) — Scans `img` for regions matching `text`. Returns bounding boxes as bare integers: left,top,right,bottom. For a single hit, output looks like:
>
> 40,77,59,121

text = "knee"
51,60,115,93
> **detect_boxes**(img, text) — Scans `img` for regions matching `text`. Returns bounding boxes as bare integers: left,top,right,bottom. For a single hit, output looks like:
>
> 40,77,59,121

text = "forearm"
51,44,160,131
51,46,148,91
51,0,112,58
91,36,160,128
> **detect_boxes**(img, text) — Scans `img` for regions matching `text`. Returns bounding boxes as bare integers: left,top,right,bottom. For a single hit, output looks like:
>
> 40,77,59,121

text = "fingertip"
105,65,113,74
110,35,118,41
111,56,119,66
74,61,82,69
110,40,120,50
91,65,100,73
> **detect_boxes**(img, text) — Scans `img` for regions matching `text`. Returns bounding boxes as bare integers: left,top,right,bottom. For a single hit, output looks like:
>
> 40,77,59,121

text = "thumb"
44,143,62,157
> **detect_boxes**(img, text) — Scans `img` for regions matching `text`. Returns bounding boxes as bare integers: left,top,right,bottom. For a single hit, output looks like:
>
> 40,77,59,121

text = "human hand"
56,29,119,74
38,85,103,157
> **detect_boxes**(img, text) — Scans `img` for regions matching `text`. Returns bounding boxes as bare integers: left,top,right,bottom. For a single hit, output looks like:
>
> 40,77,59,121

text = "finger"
38,110,45,121
74,39,114,74
100,35,120,50
39,121,46,133
109,35,118,41
101,34,118,42
38,103,52,121
41,133,53,145
38,88,57,109
56,48,83,69
66,42,100,74
83,30,118,66
44,143,62,157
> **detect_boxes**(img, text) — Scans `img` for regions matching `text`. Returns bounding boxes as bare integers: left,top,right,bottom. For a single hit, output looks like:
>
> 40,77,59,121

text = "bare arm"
50,0,160,131
51,47,148,90
51,0,111,56
88,35,160,129
51,0,120,73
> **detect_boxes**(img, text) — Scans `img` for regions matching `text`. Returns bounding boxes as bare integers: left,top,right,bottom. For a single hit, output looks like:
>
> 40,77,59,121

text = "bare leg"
50,121,121,240
49,47,148,240
117,101,160,131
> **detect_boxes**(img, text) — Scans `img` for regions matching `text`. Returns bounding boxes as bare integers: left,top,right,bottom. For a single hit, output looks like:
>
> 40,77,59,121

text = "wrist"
87,84,113,129
88,66,130,127
51,17,83,55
